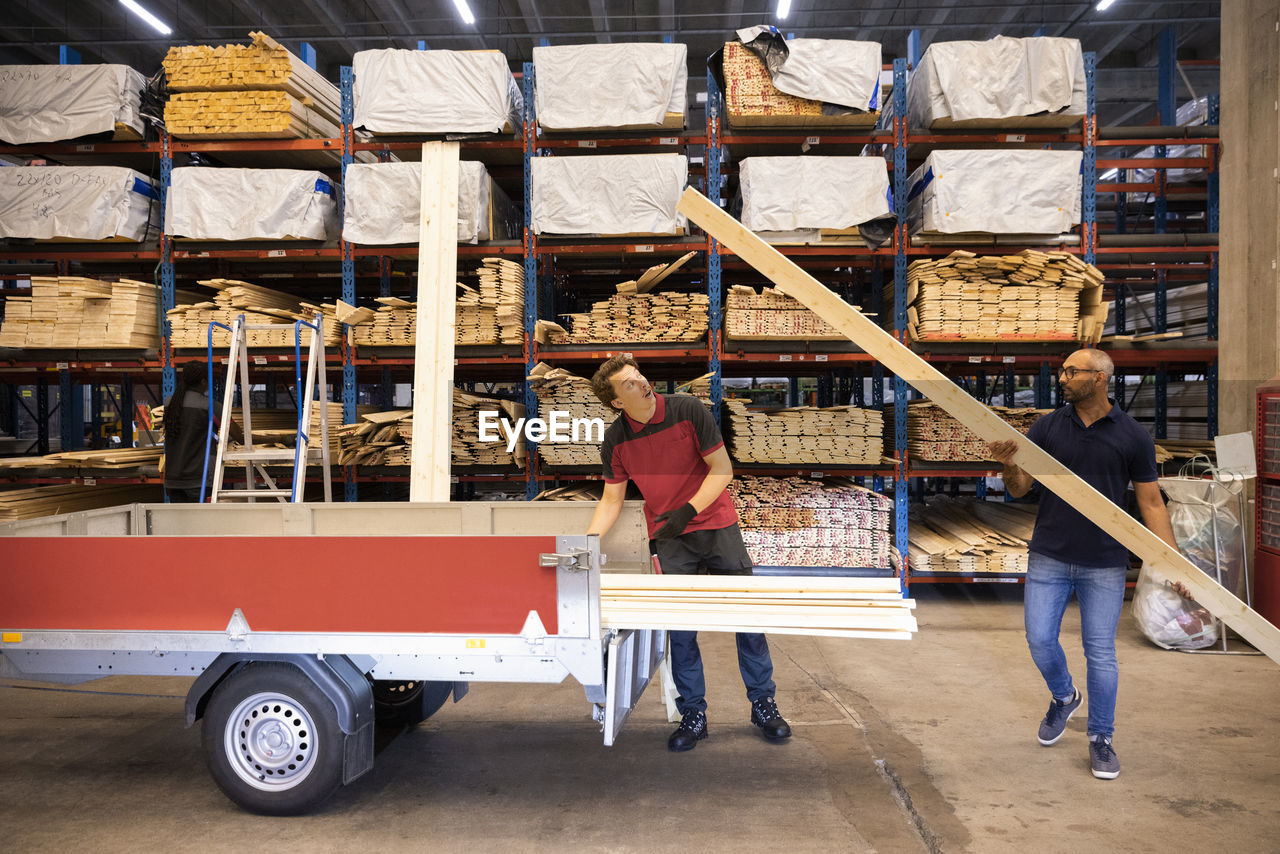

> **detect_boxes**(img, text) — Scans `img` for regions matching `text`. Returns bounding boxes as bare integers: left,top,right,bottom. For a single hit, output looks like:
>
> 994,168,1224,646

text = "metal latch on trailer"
539,548,590,571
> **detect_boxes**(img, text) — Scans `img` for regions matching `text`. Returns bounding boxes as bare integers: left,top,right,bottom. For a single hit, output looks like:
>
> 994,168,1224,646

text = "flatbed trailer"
0,501,663,815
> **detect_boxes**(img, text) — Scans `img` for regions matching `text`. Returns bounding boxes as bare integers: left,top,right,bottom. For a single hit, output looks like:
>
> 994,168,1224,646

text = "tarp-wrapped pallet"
720,36,881,130
0,64,145,144
739,156,892,245
342,161,519,245
725,399,885,466
906,36,1085,130
908,149,1082,237
886,400,1045,463
533,42,687,131
526,363,615,469
731,476,894,570
0,167,158,242
352,49,521,134
532,154,687,236
725,285,846,340
889,249,1109,343
165,167,338,241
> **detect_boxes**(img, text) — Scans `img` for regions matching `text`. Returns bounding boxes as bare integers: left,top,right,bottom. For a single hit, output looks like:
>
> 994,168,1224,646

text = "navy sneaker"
750,697,792,741
1090,735,1120,779
1037,687,1082,745
668,710,707,752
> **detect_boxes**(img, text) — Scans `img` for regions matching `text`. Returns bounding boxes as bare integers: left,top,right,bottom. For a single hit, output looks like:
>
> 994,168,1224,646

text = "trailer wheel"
203,662,345,816
372,679,453,726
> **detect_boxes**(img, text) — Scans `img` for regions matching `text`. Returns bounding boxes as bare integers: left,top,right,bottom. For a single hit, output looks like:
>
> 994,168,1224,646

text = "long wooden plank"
601,573,903,593
677,186,1280,667
410,142,461,501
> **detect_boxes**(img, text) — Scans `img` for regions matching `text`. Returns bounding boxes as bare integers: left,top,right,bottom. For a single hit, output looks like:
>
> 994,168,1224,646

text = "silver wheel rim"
223,691,318,792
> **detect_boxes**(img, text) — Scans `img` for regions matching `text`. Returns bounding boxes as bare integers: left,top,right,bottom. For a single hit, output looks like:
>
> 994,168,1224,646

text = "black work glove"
653,503,697,539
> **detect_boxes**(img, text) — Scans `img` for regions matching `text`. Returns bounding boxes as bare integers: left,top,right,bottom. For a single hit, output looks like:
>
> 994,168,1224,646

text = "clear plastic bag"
1132,459,1247,651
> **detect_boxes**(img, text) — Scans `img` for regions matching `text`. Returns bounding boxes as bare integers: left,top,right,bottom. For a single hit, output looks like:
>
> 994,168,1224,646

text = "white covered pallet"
906,36,1086,130
533,42,687,131
0,64,146,144
532,154,688,236
907,149,1082,236
732,27,882,113
0,167,157,242
343,160,516,245
165,167,338,241
352,49,521,134
740,156,892,238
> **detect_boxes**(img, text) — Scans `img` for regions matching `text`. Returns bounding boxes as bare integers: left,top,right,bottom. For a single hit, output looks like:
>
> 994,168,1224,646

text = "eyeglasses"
1058,367,1101,380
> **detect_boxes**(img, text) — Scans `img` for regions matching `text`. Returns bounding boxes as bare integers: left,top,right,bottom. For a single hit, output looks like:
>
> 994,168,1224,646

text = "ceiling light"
119,0,172,35
776,0,792,19
1096,0,1118,10
451,0,476,25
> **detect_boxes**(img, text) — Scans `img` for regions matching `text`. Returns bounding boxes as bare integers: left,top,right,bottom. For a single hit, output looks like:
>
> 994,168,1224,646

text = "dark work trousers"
652,523,777,715
165,486,205,503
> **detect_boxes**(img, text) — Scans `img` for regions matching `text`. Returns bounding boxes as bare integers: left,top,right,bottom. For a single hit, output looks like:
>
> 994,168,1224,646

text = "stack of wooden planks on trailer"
600,574,915,639
0,483,162,521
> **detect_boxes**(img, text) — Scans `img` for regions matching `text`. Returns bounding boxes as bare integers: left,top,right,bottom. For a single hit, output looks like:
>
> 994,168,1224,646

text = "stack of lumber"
887,400,1045,462
345,297,416,347
600,574,916,640
526,362,614,468
1153,438,1216,465
457,258,525,346
534,482,604,501
162,32,341,139
725,285,847,340
0,447,162,474
0,483,162,521
167,279,340,348
888,250,1109,343
731,476,894,569
907,495,1037,574
1,277,191,350
228,402,356,453
724,398,885,465
335,391,527,469
539,292,709,344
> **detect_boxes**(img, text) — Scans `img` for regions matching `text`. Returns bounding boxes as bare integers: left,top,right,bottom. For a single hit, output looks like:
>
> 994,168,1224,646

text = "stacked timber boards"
526,363,615,469
908,495,1036,574
600,574,915,639
335,391,526,469
888,401,1046,463
725,285,847,340
1,277,194,349
724,398,885,465
0,483,161,521
167,279,340,347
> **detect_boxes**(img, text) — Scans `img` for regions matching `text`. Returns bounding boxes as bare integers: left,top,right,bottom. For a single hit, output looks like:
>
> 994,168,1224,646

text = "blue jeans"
1024,552,1128,738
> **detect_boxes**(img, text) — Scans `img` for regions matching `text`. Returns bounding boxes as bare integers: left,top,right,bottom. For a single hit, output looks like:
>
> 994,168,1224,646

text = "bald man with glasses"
988,348,1178,780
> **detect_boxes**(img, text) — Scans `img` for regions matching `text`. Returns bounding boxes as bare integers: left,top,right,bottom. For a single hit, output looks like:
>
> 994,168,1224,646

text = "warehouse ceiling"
2,1,1220,126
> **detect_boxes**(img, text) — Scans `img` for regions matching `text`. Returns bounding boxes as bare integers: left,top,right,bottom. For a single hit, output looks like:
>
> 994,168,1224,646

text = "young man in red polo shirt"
586,354,790,752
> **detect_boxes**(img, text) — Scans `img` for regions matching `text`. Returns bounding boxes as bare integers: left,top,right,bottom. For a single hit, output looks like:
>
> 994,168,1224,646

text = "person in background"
987,347,1179,781
163,361,237,502
586,354,791,752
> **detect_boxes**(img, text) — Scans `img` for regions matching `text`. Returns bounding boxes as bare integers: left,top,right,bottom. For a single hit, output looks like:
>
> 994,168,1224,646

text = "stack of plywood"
0,276,194,350
721,41,878,130
725,285,848,340
724,398,885,465
730,475,894,569
526,362,615,469
907,495,1037,574
539,292,709,344
167,279,340,348
889,249,1108,343
600,574,915,639
887,400,1046,462
163,32,341,139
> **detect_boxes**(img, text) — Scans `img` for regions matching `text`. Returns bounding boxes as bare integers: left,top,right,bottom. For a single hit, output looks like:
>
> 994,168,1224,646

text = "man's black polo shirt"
600,393,738,537
1025,400,1158,567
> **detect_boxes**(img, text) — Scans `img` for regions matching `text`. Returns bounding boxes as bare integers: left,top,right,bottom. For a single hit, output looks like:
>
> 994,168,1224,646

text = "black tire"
372,679,453,727
202,662,345,816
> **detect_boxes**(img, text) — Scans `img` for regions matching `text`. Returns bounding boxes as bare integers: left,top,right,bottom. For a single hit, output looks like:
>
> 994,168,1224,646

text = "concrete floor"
2,585,1278,854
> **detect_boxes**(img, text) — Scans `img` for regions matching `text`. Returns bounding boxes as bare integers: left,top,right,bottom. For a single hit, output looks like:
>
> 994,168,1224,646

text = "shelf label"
815,354,829,362
254,356,267,365
267,249,286,258
806,136,821,146
103,362,112,367
968,356,984,364
56,362,69,370
632,244,655,253
778,354,793,362
1002,356,1016,364
577,140,597,148
1005,134,1026,143
659,137,679,145
75,144,95,152
810,471,824,478
83,478,96,486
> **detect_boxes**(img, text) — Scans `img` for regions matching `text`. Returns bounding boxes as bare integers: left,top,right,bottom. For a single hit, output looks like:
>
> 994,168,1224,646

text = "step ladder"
204,314,333,503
